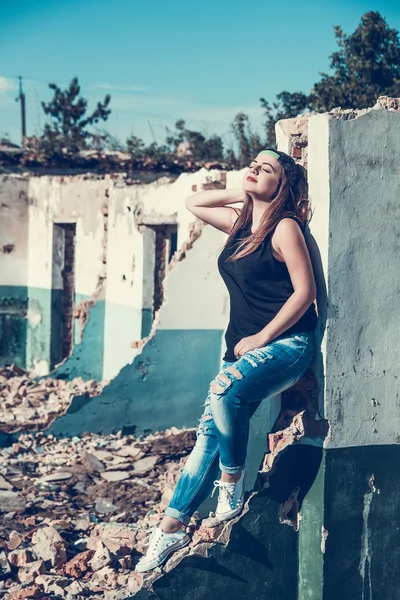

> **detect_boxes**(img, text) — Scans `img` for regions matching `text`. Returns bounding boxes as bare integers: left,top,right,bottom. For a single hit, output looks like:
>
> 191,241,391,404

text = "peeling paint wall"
0,169,243,381
326,108,400,448
276,101,400,600
26,176,108,378
0,176,29,367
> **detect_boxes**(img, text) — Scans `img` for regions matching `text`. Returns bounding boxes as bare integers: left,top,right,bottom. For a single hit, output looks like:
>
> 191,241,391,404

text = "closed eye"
249,163,271,173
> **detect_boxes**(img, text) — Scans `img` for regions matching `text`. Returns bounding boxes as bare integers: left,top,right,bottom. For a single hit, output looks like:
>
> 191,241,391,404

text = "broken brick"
63,550,94,578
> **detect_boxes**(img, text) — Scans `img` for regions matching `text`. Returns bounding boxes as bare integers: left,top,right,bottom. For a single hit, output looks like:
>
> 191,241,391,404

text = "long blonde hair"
224,162,312,262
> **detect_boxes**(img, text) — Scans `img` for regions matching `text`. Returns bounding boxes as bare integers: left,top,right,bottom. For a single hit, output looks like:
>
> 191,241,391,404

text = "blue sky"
1,0,399,149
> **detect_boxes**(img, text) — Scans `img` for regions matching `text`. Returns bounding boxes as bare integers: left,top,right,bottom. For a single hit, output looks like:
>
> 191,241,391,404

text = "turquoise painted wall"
0,285,28,368
47,328,224,437
50,292,105,381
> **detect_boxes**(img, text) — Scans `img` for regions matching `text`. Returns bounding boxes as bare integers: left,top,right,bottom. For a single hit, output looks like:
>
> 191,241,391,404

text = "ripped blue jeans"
165,330,315,526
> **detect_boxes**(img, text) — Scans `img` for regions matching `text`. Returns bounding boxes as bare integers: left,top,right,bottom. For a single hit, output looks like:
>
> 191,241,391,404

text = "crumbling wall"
101,169,226,381
26,176,108,378
0,176,29,368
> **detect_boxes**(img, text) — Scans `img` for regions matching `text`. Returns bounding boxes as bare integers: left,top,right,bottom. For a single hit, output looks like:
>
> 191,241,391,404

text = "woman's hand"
233,333,269,359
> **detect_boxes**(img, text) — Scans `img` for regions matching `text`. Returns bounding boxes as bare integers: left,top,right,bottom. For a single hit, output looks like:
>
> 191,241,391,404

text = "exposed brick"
290,146,302,159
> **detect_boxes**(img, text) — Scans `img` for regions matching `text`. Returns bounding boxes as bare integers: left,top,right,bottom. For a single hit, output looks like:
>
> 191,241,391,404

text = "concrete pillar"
277,103,400,599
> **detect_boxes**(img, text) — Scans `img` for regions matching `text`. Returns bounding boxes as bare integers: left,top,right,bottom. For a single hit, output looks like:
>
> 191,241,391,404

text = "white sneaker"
212,467,246,522
135,527,190,573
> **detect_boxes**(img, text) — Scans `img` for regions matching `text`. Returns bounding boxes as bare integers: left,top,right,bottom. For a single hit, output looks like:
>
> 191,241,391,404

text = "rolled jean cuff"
219,460,244,475
164,506,191,526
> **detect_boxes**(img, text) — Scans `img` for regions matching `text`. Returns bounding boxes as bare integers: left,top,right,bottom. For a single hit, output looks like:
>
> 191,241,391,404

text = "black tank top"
217,215,318,362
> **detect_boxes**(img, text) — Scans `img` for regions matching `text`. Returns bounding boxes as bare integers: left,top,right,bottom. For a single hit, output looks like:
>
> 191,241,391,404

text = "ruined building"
0,97,399,599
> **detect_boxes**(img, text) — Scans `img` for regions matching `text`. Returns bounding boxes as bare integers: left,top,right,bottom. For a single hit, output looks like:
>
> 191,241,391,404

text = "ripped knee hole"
210,365,243,394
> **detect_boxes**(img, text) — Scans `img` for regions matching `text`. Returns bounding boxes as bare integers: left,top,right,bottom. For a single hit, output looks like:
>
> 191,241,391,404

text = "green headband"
259,150,280,160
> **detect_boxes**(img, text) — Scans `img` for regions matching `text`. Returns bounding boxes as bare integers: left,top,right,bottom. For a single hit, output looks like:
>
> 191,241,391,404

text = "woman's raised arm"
185,188,246,234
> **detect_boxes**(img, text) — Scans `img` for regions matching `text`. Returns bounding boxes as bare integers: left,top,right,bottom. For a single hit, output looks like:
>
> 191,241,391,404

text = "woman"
136,148,318,573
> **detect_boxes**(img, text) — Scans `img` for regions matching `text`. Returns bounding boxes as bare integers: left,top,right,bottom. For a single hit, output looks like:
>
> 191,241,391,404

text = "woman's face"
242,153,281,201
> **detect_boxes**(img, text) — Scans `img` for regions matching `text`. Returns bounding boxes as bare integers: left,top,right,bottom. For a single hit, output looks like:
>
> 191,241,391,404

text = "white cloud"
105,91,263,125
0,77,17,93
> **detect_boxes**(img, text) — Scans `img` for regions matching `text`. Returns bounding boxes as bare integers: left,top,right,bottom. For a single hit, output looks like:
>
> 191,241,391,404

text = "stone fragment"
88,541,112,571
36,472,72,483
131,455,159,475
115,446,143,459
6,583,44,599
8,548,34,567
0,550,11,578
117,555,132,570
35,573,70,592
0,474,13,490
127,570,143,593
87,523,136,556
17,560,46,583
95,498,119,514
64,579,85,595
100,470,130,482
191,524,224,546
7,530,23,550
31,526,67,568
0,490,26,512
73,517,91,531
82,451,105,472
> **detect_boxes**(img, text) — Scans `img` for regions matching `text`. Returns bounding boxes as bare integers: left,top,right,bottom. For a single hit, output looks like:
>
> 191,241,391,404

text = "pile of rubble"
0,426,207,599
0,365,106,434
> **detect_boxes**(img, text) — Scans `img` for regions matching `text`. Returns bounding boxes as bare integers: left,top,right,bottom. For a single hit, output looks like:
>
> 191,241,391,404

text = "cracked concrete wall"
26,176,108,378
1,169,251,382
275,101,400,600
6,105,400,598
46,167,292,512
102,169,226,381
325,108,400,448
320,106,400,600
0,176,29,367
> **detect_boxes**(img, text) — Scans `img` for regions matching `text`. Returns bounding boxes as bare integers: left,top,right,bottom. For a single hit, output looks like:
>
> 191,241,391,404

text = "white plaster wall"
137,169,225,249
27,176,106,295
103,170,230,379
0,176,29,286
157,224,228,332
307,114,331,403
26,176,107,374
103,184,144,379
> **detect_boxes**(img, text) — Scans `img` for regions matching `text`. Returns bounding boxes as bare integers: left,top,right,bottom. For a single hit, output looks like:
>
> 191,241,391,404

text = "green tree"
126,135,146,160
166,119,224,162
41,77,111,159
231,113,263,167
311,11,400,111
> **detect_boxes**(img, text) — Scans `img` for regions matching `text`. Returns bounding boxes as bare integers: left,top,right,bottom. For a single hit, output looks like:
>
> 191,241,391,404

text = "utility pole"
15,76,26,144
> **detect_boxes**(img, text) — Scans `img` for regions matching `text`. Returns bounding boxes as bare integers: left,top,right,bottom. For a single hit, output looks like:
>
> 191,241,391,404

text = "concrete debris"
31,526,67,568
0,426,201,598
88,541,112,572
0,373,328,597
0,365,106,434
0,550,12,578
17,560,46,584
0,491,27,514
8,549,34,567
7,531,23,551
